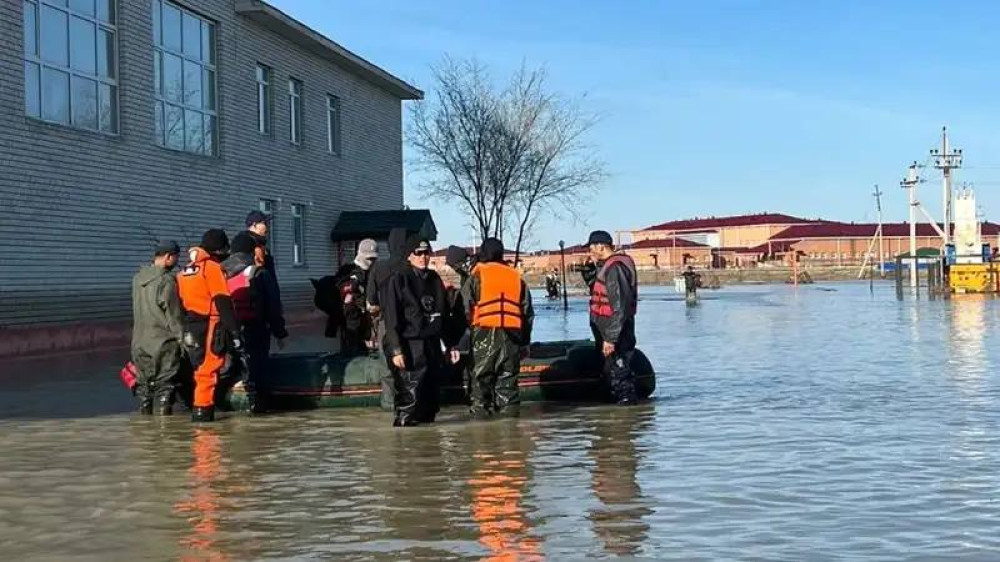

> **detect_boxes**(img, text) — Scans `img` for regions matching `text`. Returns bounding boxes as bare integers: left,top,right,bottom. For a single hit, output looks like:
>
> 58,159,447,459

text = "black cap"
154,239,180,256
201,229,230,255
245,210,270,227
586,230,614,247
406,235,432,255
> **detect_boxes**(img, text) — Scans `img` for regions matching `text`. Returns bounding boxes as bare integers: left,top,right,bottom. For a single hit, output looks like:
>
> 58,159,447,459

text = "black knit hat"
478,238,505,263
230,232,257,255
445,245,470,269
201,229,230,255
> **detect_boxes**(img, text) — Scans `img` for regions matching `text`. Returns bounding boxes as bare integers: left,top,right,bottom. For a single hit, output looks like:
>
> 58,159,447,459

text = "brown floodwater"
4,284,1000,560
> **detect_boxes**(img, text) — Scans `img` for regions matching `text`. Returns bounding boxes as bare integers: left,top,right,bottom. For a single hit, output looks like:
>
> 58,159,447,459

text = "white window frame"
24,0,119,133
256,63,271,135
152,0,217,155
259,198,276,257
326,94,341,154
288,78,302,145
291,204,305,266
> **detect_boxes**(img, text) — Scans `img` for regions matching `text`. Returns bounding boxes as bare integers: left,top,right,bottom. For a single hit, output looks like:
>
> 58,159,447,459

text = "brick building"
1,0,421,354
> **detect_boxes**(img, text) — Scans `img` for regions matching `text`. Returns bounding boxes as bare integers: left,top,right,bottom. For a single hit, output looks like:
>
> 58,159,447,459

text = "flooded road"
4,283,1000,560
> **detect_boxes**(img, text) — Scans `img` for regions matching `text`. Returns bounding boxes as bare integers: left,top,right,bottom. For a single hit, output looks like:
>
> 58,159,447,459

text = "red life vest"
589,254,638,318
226,265,256,322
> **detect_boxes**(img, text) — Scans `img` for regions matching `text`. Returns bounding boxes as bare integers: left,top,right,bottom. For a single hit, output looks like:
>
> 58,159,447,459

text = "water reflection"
588,406,653,557
174,427,228,562
466,422,542,561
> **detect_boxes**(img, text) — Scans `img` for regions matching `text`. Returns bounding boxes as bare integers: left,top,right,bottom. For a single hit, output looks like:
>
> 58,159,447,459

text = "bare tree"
410,57,604,259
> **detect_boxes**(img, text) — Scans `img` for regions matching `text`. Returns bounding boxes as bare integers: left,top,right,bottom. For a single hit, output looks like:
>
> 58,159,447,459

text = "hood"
135,264,169,288
387,227,407,260
188,246,214,265
222,252,255,277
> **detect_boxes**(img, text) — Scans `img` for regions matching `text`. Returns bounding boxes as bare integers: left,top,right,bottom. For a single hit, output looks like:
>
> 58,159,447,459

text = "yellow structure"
949,263,1000,294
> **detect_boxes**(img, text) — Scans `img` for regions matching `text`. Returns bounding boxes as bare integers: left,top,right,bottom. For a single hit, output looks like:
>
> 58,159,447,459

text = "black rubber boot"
156,393,174,416
245,393,266,415
138,397,154,416
191,406,215,423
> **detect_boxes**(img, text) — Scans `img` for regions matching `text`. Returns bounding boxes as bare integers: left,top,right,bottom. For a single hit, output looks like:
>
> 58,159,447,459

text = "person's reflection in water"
467,421,542,562
588,405,653,557
174,427,228,562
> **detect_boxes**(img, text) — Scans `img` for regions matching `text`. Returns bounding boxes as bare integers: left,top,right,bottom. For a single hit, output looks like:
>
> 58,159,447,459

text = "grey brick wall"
0,0,408,326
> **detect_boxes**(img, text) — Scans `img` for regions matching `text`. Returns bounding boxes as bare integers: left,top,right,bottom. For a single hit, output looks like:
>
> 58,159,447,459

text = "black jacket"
382,265,448,357
585,254,637,344
221,252,288,339
233,230,278,279
366,227,408,309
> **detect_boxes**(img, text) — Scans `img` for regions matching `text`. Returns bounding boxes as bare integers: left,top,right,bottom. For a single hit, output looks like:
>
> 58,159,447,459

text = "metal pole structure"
901,162,921,289
931,126,963,247
559,240,568,311
874,184,885,276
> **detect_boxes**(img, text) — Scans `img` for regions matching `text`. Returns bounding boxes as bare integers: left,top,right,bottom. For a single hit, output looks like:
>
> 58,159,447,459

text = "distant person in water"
581,230,640,406
545,268,561,299
681,265,701,301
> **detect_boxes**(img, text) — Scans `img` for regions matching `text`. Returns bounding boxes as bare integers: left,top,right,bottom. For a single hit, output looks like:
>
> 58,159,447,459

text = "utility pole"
930,126,963,246
901,162,921,289
874,184,885,275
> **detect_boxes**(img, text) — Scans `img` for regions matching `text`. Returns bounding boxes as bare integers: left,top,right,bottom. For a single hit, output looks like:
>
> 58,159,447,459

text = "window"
24,0,118,133
291,204,305,265
259,198,276,253
288,78,302,144
255,64,270,135
326,94,340,154
152,0,216,155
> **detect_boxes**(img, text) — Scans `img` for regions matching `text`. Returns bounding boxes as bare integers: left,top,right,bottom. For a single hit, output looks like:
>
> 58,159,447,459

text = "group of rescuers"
131,210,642,425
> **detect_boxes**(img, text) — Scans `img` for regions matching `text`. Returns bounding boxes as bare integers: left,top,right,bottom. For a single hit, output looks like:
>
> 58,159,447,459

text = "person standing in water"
581,230,640,406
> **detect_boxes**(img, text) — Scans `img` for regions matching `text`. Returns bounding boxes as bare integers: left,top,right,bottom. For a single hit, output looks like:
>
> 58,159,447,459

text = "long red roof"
644,213,826,232
629,238,707,249
773,222,1000,240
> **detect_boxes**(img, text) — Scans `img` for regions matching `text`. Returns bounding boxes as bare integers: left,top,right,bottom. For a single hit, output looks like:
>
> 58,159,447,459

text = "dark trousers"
133,341,181,404
392,338,442,425
470,328,521,415
591,319,638,404
242,322,272,396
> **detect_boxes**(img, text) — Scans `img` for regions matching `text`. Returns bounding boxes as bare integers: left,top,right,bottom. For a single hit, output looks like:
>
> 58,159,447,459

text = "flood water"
4,282,1000,560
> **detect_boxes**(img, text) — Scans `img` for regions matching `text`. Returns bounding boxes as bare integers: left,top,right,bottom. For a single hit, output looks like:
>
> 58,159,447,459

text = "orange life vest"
471,262,524,329
589,253,638,318
177,247,229,318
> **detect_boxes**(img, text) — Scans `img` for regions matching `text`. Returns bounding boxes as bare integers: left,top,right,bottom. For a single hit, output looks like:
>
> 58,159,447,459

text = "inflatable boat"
226,340,656,410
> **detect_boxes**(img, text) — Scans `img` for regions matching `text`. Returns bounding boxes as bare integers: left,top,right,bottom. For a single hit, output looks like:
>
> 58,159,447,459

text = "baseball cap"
245,210,270,227
585,230,614,247
357,238,378,260
154,239,180,256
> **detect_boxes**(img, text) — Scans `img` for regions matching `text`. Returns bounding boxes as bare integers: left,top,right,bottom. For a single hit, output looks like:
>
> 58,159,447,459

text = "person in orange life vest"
582,230,640,405
177,229,242,422
221,234,287,414
465,238,534,418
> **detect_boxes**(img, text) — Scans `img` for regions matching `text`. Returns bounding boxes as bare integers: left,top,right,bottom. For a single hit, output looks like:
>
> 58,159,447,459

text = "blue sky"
271,0,1000,250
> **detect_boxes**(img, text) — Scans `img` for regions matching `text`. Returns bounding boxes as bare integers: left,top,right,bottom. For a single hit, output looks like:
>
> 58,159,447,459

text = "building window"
326,94,340,154
288,78,302,145
259,198,276,254
23,0,118,133
291,204,305,265
255,63,270,135
152,0,216,155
